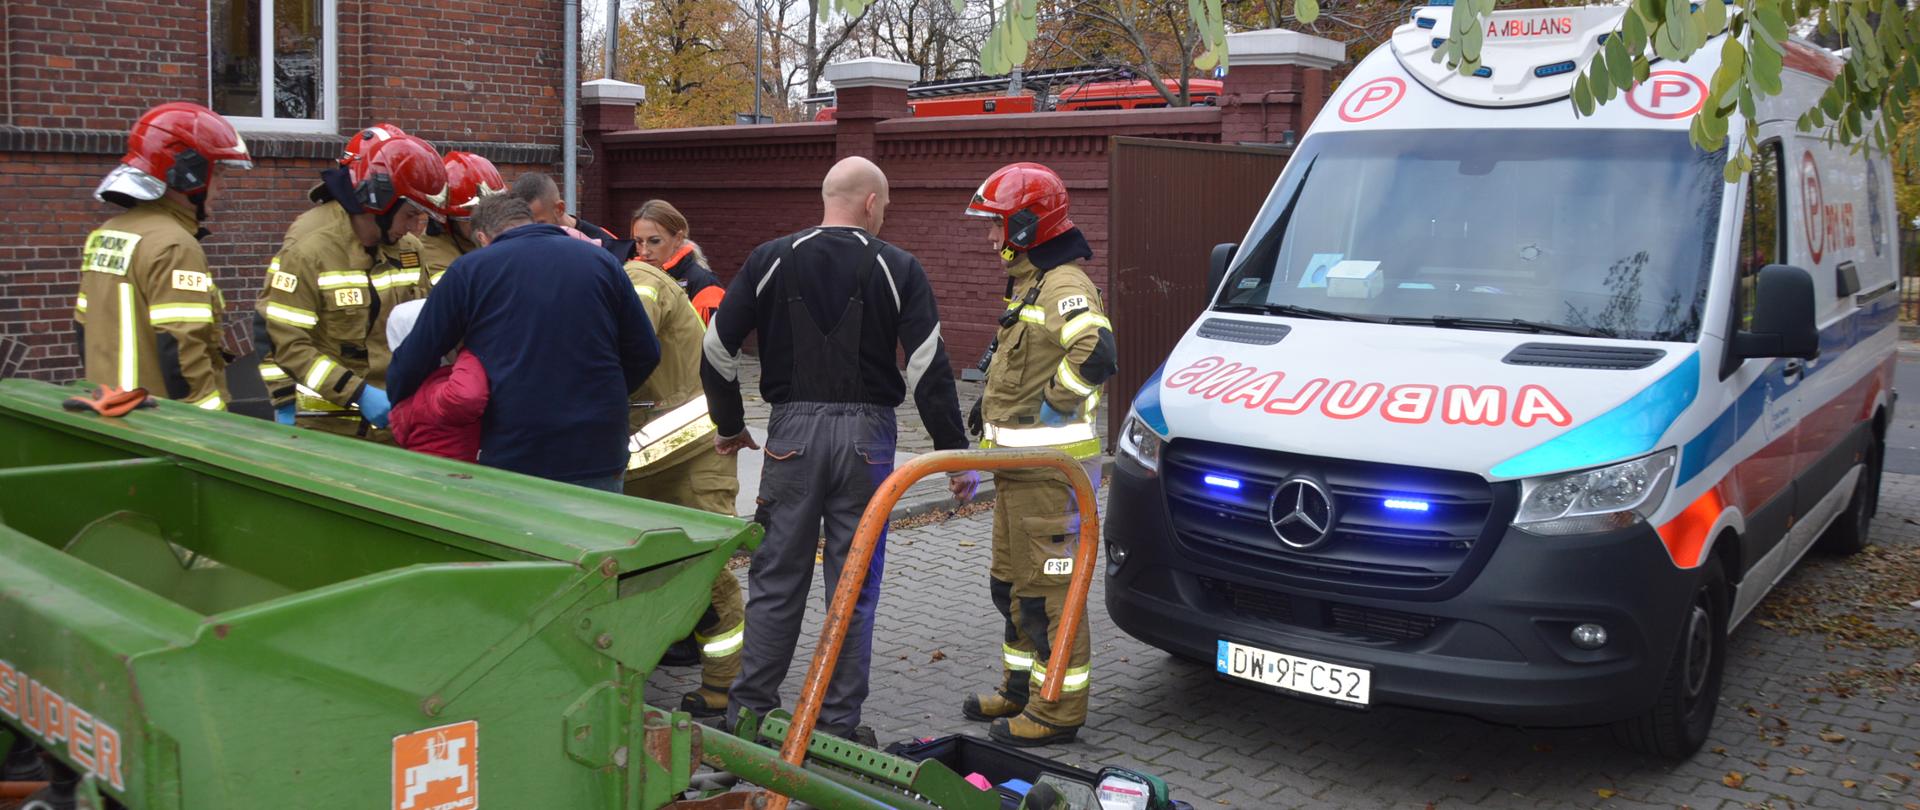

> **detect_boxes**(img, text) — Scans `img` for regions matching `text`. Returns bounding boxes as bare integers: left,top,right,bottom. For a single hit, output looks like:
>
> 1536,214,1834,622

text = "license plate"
1216,640,1371,706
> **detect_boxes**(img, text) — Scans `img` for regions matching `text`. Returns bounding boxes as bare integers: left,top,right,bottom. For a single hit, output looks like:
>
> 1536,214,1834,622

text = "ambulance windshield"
1216,129,1726,342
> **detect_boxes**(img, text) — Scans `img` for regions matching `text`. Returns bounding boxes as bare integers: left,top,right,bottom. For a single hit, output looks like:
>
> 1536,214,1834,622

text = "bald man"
701,156,974,745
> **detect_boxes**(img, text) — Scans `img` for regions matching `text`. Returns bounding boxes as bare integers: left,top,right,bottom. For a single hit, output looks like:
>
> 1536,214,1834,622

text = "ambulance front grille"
1201,578,1448,643
1163,439,1517,598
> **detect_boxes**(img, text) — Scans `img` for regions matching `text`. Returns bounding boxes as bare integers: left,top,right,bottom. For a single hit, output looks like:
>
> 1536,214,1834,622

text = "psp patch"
270,271,300,293
1056,295,1089,316
334,288,366,307
171,270,211,292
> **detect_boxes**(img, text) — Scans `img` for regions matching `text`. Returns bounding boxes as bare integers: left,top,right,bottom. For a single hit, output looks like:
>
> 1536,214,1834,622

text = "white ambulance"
1104,4,1901,757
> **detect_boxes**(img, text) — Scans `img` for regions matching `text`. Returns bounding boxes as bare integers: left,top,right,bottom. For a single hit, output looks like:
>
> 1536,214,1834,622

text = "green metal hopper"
0,380,925,810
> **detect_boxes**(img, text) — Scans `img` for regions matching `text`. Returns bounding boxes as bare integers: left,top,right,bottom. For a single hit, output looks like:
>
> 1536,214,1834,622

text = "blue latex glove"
357,385,393,428
274,402,297,426
1038,401,1073,427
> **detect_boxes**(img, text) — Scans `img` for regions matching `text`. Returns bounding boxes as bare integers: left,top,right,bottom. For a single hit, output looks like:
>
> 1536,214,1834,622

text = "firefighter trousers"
624,441,745,691
988,460,1101,729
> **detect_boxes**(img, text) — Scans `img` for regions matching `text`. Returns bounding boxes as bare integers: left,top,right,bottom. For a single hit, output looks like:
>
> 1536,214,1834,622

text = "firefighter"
621,256,746,719
960,162,1116,747
259,122,411,400
420,151,505,286
257,134,448,437
75,102,253,409
282,123,410,249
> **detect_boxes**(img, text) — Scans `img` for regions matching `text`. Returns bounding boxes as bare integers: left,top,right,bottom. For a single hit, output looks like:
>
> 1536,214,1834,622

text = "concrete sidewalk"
723,354,1112,519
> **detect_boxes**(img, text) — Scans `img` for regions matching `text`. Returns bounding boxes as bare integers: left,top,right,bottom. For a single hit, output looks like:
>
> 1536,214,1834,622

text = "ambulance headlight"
1117,414,1165,475
1513,449,1676,536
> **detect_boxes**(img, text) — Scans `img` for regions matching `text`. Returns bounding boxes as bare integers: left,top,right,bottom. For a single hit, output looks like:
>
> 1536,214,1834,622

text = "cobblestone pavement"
652,474,1920,809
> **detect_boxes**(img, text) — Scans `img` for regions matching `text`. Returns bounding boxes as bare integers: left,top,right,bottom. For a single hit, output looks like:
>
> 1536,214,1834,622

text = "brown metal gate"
1106,136,1293,440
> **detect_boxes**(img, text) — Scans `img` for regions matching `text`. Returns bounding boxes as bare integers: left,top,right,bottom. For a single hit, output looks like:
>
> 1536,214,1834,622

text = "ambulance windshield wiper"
1262,304,1384,323
1393,315,1605,337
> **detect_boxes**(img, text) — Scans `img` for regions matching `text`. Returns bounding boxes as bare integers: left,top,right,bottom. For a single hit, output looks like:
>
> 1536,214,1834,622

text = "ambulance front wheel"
1613,558,1728,759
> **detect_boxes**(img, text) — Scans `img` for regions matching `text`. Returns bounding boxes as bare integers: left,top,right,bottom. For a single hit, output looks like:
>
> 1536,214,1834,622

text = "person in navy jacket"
388,194,660,490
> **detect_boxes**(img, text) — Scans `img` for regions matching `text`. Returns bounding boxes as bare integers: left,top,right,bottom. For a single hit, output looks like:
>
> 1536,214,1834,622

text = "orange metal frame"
768,448,1100,810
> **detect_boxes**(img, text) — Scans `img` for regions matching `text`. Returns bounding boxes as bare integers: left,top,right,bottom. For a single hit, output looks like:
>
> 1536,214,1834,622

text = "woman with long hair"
631,199,725,324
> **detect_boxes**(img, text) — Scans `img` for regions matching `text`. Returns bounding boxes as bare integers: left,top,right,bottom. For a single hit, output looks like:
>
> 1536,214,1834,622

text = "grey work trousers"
730,402,895,735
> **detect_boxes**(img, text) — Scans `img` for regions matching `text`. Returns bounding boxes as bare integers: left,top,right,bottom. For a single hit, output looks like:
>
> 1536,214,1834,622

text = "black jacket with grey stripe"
700,226,969,451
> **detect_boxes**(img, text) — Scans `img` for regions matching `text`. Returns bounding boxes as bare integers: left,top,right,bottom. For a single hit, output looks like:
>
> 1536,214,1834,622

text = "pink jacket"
390,350,488,462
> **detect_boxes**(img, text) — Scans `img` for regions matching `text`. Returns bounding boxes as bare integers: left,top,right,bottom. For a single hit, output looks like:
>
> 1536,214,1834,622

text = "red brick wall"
1,0,564,382
588,107,1233,368
4,0,562,142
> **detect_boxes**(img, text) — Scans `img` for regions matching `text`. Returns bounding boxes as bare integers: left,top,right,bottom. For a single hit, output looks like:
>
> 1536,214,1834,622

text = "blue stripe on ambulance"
1133,362,1170,436
1674,294,1897,487
1488,352,1701,479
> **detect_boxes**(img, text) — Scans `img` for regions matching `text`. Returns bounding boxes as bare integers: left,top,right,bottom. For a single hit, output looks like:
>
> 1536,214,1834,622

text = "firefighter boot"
962,690,1026,722
990,712,1080,748
679,686,729,719
963,645,1031,721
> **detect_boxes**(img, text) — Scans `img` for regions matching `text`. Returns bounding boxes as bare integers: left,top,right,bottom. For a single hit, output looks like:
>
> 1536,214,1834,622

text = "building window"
209,0,336,133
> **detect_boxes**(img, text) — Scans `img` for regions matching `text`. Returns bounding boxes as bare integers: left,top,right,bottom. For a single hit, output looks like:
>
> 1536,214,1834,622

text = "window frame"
1722,138,1787,379
1733,139,1787,327
206,0,338,134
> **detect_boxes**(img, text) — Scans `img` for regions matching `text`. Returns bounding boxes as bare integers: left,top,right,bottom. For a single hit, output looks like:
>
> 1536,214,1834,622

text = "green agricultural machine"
0,380,1170,810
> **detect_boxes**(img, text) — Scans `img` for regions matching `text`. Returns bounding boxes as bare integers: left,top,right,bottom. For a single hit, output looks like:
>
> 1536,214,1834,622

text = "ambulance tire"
1817,432,1881,557
1614,559,1727,760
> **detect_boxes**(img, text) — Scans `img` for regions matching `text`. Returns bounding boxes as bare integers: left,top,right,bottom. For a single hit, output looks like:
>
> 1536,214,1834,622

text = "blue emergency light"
1383,498,1431,512
1203,474,1243,491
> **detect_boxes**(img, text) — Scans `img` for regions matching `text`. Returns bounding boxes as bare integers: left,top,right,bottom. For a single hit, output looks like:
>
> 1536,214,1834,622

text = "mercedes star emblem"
1270,477,1335,550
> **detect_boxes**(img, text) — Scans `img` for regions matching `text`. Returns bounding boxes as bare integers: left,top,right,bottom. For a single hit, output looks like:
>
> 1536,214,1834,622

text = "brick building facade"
0,0,565,381
4,13,1339,385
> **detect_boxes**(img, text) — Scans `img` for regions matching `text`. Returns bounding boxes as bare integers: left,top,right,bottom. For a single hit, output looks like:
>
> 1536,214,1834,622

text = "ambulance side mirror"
1207,243,1237,302
1731,264,1819,362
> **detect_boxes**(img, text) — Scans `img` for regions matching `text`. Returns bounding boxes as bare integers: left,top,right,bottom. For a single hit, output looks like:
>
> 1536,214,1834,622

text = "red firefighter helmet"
95,102,253,205
964,162,1073,251
340,122,408,166
442,151,505,219
351,135,450,221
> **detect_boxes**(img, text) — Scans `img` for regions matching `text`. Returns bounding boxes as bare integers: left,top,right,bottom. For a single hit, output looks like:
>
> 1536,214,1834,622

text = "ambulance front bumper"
1102,454,1702,727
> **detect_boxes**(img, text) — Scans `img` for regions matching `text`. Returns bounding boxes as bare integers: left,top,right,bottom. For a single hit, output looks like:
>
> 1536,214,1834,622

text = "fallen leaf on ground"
1712,746,1728,755
929,649,946,662
1842,779,1858,789
958,541,977,547
1722,772,1745,788
1859,721,1874,732
1788,766,1808,776
1596,788,1617,799
1820,731,1849,743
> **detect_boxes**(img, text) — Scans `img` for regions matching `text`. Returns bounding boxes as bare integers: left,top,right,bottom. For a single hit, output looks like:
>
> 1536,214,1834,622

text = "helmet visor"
94,165,167,203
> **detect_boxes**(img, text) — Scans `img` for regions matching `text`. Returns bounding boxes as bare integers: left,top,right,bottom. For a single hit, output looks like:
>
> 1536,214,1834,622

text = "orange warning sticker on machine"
393,720,478,810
